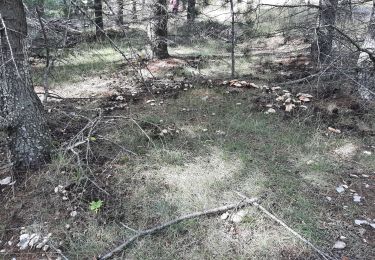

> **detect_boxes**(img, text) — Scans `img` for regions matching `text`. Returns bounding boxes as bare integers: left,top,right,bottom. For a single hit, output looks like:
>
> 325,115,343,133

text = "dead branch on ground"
98,197,258,259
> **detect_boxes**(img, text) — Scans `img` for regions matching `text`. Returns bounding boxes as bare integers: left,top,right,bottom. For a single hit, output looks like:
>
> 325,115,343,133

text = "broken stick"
236,192,336,260
98,197,258,259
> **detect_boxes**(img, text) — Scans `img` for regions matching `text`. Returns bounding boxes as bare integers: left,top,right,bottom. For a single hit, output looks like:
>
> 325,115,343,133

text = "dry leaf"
285,103,295,112
298,96,311,102
328,127,341,134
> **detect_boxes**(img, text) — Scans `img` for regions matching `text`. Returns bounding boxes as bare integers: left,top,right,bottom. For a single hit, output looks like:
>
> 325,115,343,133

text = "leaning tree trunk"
0,0,51,170
187,0,196,22
357,0,375,100
94,0,104,39
312,0,338,65
152,0,169,59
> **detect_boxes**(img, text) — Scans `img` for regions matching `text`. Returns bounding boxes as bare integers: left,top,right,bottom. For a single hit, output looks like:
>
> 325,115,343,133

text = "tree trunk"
0,0,51,170
357,0,375,100
94,0,104,39
117,0,124,25
133,0,138,20
312,0,338,65
152,0,169,59
229,0,235,78
187,0,196,22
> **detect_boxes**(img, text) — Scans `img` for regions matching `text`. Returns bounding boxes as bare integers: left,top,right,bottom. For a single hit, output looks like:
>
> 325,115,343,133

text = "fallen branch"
98,197,258,259
236,192,336,260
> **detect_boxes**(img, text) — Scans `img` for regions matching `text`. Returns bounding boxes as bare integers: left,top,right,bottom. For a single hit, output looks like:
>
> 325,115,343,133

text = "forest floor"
1,31,375,260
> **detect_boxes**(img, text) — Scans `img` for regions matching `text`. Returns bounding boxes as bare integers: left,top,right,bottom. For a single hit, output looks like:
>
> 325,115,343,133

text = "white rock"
333,241,346,249
362,174,369,178
220,212,229,220
336,185,345,193
340,236,347,240
42,245,49,251
326,196,332,202
36,236,49,249
18,234,30,250
146,99,155,104
70,211,77,217
370,223,375,229
363,151,372,155
265,108,276,114
354,219,369,226
353,194,362,202
28,234,40,248
0,177,11,185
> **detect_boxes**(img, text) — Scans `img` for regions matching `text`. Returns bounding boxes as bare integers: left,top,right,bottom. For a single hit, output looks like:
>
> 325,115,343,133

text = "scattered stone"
220,212,229,220
362,174,369,178
333,241,346,249
236,102,242,105
353,194,362,203
354,219,369,226
0,177,11,185
340,236,347,240
202,128,208,132
336,185,345,193
265,108,276,114
363,151,372,155
216,130,226,135
28,234,40,248
70,211,77,217
306,160,314,165
0,249,5,253
146,99,155,104
350,174,359,178
42,245,49,251
326,196,332,202
18,234,30,250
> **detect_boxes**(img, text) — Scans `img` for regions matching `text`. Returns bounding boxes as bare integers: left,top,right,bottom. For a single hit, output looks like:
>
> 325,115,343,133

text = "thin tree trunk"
152,0,169,59
312,0,338,65
230,0,235,78
94,0,104,39
133,0,138,21
0,0,51,170
187,0,196,22
357,0,375,100
117,0,124,25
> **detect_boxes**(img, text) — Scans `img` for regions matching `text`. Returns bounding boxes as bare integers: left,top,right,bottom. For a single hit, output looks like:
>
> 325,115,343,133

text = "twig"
236,192,335,260
98,198,258,259
130,118,156,148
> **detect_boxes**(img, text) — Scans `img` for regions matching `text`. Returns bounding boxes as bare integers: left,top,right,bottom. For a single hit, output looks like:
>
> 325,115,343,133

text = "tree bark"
312,0,338,65
0,0,51,170
152,0,169,59
94,0,104,39
117,0,124,25
357,0,375,100
187,0,196,22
